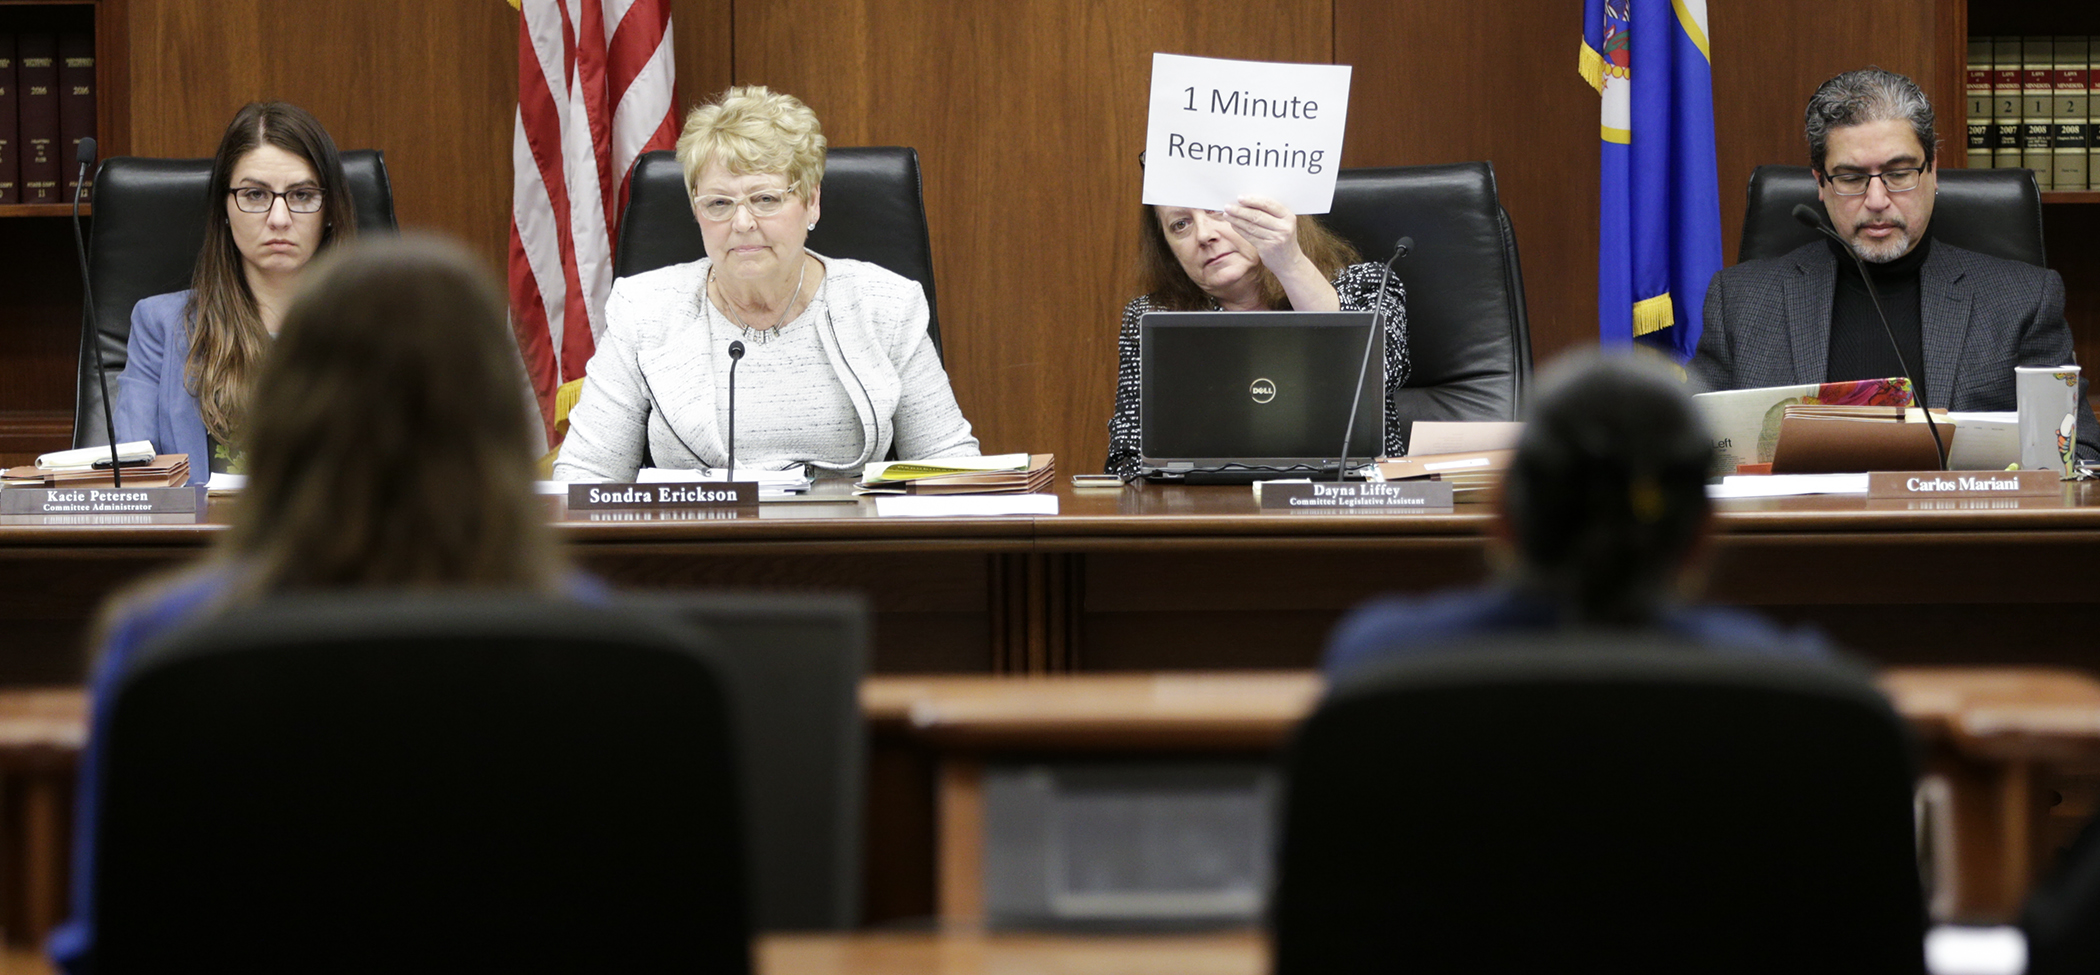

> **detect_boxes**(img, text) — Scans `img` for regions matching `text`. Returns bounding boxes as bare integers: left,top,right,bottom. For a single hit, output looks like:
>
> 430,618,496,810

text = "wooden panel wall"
734,0,1334,466
8,0,2084,469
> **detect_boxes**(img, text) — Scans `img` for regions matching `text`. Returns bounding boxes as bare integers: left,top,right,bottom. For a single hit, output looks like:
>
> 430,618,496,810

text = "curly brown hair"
1135,206,1360,311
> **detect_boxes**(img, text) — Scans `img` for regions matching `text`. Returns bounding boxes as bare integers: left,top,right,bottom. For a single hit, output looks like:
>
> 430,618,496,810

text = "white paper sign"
1142,54,1352,214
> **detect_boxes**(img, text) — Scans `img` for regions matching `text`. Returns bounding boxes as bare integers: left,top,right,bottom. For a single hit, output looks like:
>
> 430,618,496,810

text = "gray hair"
1804,68,1936,172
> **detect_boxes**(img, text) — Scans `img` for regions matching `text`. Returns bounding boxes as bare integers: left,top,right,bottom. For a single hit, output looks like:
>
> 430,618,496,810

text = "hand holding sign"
1222,195,1306,270
1143,54,1353,214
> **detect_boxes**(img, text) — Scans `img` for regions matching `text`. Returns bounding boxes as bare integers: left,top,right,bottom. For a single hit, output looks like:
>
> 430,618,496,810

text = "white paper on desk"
1407,421,1524,456
874,494,1058,517
1142,54,1351,214
1944,412,2018,471
1924,925,2024,975
1705,473,1869,499
206,472,247,494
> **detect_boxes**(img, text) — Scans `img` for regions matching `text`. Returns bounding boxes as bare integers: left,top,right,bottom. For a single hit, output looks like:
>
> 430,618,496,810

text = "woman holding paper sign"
1104,195,1410,480
554,86,978,481
114,102,359,484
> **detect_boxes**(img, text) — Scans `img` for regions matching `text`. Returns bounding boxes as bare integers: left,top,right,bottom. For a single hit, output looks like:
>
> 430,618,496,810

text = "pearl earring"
807,223,816,231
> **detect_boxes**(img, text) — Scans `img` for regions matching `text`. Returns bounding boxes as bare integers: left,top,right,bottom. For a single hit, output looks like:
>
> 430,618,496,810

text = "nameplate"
1255,480,1454,510
0,485,206,517
1865,470,2062,499
566,482,758,510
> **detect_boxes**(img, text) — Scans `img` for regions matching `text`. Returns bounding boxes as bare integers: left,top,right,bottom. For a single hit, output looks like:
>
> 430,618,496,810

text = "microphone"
1334,236,1412,480
69,136,122,487
1790,203,1946,469
725,340,745,479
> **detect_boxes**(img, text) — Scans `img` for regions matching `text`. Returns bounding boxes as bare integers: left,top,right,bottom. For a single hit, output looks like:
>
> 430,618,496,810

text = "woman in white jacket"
554,85,978,481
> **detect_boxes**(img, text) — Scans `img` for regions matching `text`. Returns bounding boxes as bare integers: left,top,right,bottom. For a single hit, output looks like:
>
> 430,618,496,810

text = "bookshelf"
0,0,123,464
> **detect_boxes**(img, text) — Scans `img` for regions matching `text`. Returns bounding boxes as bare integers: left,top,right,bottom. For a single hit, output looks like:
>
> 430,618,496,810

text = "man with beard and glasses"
1690,67,2100,463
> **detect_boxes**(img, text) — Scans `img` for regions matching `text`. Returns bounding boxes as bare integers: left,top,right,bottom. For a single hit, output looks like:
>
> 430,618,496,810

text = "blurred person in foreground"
51,234,589,972
1324,353,1831,681
554,85,977,480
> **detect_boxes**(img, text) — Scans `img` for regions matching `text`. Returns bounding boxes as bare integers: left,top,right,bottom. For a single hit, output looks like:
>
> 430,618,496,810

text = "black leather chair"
629,592,870,931
1322,162,1533,428
72,151,397,448
616,147,943,356
1273,635,1926,975
1738,164,2045,266
91,594,747,973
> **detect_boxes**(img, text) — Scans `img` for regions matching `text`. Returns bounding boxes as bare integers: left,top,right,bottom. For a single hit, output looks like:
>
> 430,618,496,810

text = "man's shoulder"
1927,240,2053,287
1717,241,1828,283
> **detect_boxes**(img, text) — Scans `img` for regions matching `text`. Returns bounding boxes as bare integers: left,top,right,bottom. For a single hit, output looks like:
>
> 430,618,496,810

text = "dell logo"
1250,378,1277,404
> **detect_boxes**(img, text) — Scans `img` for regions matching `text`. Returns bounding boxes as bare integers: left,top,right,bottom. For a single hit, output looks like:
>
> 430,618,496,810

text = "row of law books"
1966,36,2097,191
0,32,95,206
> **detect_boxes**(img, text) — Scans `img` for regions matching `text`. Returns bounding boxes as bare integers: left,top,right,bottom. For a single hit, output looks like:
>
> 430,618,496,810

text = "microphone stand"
1790,203,1946,470
725,340,745,480
69,137,121,487
1334,236,1411,481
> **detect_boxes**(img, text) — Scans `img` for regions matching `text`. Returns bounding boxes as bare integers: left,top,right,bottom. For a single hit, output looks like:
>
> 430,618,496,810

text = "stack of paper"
1374,450,1512,502
4,453,190,488
857,453,1055,495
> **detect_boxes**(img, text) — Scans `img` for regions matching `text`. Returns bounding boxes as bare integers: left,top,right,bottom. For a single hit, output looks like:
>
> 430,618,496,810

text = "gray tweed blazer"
1689,240,2100,463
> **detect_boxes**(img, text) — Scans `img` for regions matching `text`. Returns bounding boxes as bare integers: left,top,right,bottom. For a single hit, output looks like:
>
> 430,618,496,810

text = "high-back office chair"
629,592,870,931
72,151,398,448
1273,636,1926,975
616,147,943,357
1321,162,1534,429
1738,164,2045,266
91,595,747,973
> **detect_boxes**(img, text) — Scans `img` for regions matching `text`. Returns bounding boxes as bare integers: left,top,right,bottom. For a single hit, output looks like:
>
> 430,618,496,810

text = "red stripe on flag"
605,1,671,109
575,0,619,256
507,216,559,445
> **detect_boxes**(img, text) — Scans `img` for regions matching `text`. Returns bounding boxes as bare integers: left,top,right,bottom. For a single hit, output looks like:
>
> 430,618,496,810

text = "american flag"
508,0,678,440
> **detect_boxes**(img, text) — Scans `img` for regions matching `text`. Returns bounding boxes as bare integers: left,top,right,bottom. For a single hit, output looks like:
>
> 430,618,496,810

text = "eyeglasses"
229,186,325,214
694,189,794,222
1823,168,1925,196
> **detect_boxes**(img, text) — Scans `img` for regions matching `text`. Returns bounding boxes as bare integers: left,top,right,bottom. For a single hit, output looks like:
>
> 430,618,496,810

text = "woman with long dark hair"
52,235,576,972
113,101,357,482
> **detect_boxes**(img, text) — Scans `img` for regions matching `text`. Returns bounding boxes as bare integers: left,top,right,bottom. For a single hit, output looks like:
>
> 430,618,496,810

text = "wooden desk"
0,930,1268,975
4,481,2100,683
868,668,2100,924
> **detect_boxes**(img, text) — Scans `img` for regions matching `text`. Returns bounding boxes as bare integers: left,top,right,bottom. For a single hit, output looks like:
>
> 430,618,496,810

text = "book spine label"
2059,37,2091,192
2026,37,2055,188
15,33,55,204
1969,37,1993,169
57,32,92,202
0,36,16,205
1995,36,2025,167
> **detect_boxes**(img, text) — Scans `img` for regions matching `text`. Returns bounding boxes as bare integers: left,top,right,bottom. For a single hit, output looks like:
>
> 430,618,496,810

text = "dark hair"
1804,67,1937,173
1136,206,1360,311
185,101,358,448
1502,353,1714,626
222,234,563,596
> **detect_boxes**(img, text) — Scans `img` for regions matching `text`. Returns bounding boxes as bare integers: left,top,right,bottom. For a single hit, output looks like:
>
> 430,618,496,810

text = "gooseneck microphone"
1790,204,1946,470
1334,236,1411,481
69,136,122,487
725,340,745,479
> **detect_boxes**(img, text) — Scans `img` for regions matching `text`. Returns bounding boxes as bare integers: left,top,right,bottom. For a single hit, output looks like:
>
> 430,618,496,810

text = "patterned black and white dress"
1104,263,1410,479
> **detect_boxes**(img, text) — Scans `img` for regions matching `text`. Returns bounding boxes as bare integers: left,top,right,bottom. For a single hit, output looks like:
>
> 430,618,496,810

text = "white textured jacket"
553,255,978,480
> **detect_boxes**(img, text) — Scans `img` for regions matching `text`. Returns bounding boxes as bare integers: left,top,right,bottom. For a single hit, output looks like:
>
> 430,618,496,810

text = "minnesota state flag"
1582,0,1722,361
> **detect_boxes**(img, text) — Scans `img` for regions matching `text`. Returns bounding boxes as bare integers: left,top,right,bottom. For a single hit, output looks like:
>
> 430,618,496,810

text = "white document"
1705,473,1869,500
863,452,1031,482
1407,422,1524,455
1943,412,2018,471
1142,54,1352,214
37,440,155,471
874,494,1059,517
206,472,247,494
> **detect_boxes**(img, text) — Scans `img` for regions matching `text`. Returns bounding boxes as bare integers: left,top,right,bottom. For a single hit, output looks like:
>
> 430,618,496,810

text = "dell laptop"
1138,310,1384,483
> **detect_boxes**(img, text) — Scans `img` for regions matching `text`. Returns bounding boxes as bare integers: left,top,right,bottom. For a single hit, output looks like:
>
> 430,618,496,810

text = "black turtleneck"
1825,234,1930,391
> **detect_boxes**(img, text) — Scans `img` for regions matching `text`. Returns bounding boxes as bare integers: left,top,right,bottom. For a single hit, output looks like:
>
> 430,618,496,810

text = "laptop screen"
1138,310,1383,477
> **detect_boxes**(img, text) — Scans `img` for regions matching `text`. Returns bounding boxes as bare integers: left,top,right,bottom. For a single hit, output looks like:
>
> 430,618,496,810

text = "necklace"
706,258,808,345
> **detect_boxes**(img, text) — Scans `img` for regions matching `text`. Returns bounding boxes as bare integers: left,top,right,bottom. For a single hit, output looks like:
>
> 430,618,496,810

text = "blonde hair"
675,85,827,199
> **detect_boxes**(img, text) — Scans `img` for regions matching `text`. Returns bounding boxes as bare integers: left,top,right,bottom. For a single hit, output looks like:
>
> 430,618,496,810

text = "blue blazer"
113,291,209,485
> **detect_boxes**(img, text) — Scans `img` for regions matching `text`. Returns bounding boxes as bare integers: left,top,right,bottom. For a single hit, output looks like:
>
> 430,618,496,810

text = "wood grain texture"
732,0,1332,473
